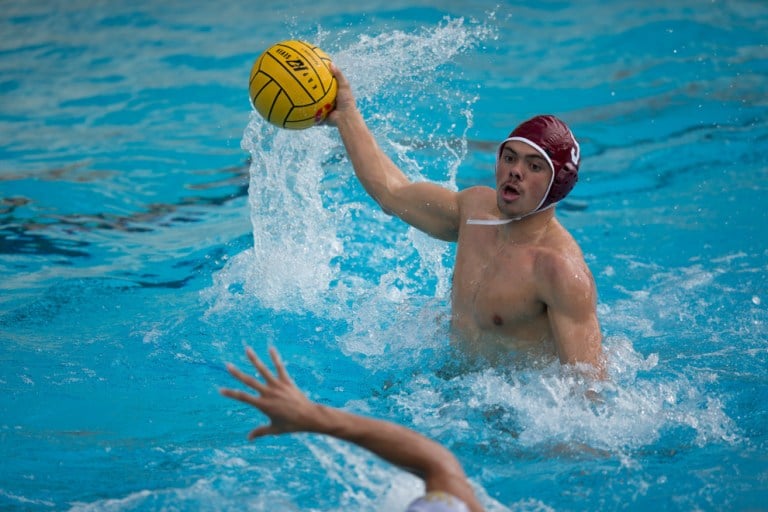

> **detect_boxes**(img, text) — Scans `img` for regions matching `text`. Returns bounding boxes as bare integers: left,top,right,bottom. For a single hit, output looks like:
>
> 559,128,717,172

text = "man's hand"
324,63,357,127
220,346,319,439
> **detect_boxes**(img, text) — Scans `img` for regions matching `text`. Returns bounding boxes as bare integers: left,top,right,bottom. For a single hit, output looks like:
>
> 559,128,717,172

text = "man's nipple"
493,314,503,326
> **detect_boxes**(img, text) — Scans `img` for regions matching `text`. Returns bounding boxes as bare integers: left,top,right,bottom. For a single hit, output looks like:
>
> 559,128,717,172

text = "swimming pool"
1,0,766,510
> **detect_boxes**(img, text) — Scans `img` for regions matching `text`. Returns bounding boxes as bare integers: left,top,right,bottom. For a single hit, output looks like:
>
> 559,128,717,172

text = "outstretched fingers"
219,386,261,408
222,346,313,440
225,362,267,394
246,346,279,385
268,346,293,384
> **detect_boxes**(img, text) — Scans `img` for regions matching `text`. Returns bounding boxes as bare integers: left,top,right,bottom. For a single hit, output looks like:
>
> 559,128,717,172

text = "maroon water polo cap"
498,114,581,214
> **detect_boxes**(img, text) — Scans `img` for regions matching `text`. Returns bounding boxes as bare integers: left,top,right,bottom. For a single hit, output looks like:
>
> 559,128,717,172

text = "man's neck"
499,208,556,245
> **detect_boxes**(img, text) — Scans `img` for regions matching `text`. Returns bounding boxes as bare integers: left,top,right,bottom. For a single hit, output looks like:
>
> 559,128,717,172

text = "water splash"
378,260,746,467
204,17,493,324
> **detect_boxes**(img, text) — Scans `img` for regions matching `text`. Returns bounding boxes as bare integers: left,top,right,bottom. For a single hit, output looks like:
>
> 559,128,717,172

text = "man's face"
495,139,553,217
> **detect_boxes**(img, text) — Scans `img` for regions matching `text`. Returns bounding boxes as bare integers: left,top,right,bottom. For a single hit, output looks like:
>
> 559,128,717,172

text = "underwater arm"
220,346,482,511
325,64,461,242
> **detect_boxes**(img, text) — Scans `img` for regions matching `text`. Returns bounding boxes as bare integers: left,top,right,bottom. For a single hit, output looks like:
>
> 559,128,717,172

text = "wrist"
334,105,363,128
299,402,335,434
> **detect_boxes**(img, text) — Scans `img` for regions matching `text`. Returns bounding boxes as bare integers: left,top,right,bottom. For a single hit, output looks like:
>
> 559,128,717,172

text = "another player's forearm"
308,402,464,480
298,402,480,510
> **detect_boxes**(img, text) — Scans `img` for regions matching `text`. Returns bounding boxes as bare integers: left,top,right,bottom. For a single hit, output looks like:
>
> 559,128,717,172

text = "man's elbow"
557,338,605,379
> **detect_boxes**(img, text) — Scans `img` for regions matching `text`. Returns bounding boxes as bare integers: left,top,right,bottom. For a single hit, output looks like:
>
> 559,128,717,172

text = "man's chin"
497,201,527,218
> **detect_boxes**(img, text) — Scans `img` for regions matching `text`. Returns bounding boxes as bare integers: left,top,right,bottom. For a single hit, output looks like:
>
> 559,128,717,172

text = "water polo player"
326,64,603,375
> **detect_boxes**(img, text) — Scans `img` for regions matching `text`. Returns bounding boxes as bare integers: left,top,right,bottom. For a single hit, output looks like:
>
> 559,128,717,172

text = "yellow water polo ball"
248,40,337,130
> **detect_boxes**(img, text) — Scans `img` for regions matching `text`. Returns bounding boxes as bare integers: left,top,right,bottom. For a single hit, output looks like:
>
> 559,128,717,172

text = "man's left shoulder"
533,245,593,289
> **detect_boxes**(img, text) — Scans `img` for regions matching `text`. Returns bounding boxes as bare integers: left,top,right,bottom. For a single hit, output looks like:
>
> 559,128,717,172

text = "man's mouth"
500,183,521,202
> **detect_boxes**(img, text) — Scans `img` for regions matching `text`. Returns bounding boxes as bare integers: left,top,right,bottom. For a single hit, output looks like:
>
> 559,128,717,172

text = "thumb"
248,424,279,440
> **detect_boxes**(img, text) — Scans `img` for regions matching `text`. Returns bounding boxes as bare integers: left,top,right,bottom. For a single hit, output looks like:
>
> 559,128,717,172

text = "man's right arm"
327,64,461,242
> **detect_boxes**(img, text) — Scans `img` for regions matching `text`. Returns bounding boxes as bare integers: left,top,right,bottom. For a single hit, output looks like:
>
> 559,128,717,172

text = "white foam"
382,333,739,464
203,17,493,324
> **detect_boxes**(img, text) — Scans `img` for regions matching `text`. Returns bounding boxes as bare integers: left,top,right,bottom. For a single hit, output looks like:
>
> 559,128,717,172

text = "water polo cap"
499,114,581,215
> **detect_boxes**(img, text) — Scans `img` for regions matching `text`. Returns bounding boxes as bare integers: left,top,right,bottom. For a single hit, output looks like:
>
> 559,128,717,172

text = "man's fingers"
268,346,292,383
246,346,279,384
329,62,348,87
225,363,268,393
248,425,278,440
219,387,263,408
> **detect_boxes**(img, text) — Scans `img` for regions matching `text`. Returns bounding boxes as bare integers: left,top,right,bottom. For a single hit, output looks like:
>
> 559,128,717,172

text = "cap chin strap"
466,137,556,226
466,201,557,225
466,218,516,226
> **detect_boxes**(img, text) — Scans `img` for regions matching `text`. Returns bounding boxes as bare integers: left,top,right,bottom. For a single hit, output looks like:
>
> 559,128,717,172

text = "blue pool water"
2,1,767,510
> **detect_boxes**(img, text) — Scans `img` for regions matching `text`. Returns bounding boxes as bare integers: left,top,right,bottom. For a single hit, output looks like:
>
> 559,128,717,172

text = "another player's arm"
308,405,480,511
327,64,461,242
537,253,604,377
221,347,483,512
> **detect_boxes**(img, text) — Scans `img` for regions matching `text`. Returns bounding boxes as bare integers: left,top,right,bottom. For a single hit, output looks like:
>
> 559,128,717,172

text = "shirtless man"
326,65,602,374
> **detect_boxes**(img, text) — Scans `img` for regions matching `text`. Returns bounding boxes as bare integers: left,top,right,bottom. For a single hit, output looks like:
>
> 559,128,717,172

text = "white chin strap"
466,218,516,226
466,201,557,225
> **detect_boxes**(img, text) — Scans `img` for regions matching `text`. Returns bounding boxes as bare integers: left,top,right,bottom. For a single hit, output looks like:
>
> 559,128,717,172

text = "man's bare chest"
454,246,546,328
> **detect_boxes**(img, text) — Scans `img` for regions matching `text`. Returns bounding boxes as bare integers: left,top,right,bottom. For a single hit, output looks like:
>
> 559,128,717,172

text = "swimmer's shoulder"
533,241,596,302
458,185,494,199
457,185,496,216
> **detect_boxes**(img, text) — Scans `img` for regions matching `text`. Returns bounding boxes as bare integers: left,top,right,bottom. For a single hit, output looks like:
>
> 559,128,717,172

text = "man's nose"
507,160,523,179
